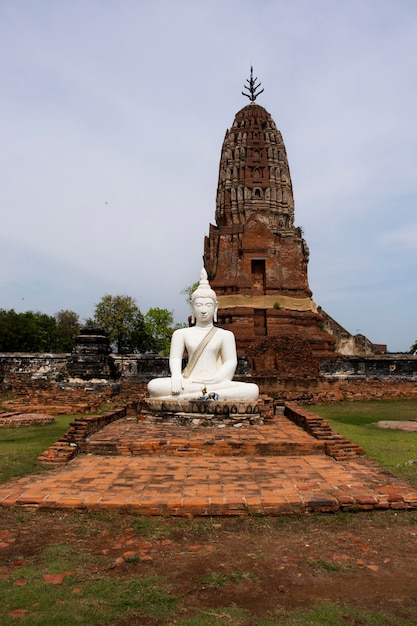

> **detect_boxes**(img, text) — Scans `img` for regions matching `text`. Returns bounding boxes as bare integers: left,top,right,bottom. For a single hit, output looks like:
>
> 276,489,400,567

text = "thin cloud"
1,1,416,351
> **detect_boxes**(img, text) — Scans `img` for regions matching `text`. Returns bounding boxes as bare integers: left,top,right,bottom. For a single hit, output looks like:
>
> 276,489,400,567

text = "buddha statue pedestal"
144,397,263,427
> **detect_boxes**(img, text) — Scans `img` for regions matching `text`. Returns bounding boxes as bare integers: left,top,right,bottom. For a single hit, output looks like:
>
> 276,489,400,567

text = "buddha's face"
192,297,216,324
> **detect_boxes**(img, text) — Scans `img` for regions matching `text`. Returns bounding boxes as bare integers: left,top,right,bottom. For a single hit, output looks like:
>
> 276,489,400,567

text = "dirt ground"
1,507,417,624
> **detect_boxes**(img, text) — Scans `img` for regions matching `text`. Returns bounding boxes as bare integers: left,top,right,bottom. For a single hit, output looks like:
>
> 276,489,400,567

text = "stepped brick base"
1,398,416,516
85,416,326,457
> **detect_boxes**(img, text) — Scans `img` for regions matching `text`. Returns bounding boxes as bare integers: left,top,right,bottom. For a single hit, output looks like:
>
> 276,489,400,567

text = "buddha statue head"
190,268,218,324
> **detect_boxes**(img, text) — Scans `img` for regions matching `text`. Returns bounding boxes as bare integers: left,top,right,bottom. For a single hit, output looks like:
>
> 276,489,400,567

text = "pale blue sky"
1,0,416,352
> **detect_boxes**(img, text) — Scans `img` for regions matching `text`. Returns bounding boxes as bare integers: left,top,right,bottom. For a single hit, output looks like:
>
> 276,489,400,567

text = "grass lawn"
309,399,417,486
0,414,76,483
1,508,417,626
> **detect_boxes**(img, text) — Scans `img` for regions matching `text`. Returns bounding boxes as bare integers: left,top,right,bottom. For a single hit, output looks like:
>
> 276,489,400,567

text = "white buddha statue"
147,269,259,401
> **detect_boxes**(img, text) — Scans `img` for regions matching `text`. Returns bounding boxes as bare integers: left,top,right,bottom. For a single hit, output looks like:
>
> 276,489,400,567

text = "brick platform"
0,413,55,427
85,417,326,457
1,454,417,515
1,412,417,516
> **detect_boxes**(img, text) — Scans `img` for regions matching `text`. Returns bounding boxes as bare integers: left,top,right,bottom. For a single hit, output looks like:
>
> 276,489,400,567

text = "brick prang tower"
203,82,335,376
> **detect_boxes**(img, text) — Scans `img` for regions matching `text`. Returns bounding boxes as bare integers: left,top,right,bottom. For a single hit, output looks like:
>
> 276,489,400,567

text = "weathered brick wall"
251,377,417,403
321,355,417,379
0,353,69,388
112,354,170,379
37,407,129,467
0,353,171,389
284,402,365,459
1,353,416,404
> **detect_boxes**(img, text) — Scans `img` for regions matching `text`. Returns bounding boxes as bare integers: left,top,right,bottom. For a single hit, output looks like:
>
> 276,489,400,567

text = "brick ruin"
203,102,337,379
202,95,391,379
67,326,117,380
0,90,416,405
1,350,416,407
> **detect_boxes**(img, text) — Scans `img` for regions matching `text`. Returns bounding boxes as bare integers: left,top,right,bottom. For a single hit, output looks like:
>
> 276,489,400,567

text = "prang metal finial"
242,66,264,102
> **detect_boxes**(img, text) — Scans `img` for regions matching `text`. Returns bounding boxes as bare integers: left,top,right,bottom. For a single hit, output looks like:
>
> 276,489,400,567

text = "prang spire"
242,66,264,102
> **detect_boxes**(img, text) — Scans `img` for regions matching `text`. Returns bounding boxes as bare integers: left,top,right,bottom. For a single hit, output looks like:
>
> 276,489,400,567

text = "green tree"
180,281,199,303
0,309,17,350
144,307,185,354
90,295,148,354
0,309,57,352
410,339,417,354
55,310,81,352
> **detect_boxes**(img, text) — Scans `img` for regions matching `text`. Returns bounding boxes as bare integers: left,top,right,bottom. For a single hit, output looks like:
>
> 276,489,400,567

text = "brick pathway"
1,415,417,516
